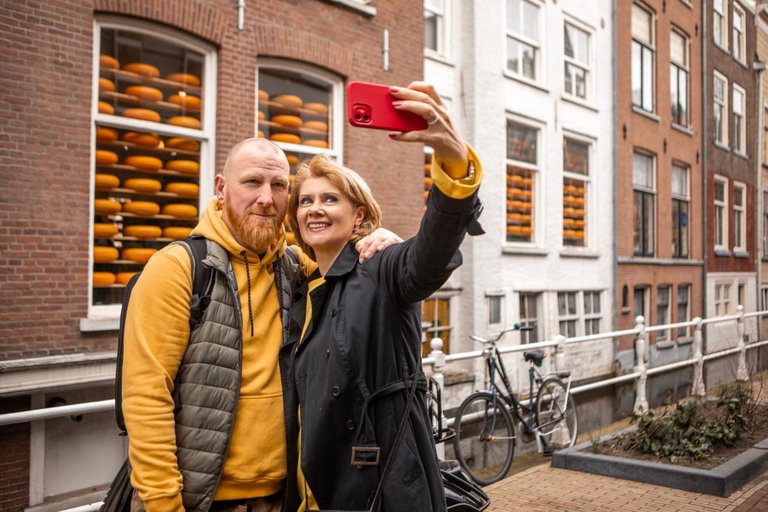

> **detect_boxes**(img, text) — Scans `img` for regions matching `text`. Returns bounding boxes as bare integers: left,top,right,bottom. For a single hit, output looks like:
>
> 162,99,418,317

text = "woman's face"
296,176,364,257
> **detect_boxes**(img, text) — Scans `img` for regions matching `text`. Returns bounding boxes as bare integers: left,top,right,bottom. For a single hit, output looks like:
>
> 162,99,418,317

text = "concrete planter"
551,429,768,497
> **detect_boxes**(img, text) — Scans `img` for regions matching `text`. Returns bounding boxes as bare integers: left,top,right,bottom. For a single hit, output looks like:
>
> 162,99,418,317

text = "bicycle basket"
441,460,491,511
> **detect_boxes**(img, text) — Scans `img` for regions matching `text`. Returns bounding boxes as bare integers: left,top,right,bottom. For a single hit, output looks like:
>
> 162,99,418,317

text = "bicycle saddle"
523,350,546,363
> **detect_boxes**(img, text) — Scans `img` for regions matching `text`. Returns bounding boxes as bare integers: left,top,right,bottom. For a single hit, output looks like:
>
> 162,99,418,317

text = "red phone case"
347,81,428,132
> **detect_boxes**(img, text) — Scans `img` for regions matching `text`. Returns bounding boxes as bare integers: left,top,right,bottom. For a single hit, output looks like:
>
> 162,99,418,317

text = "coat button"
332,386,340,396
331,309,338,317
346,420,355,430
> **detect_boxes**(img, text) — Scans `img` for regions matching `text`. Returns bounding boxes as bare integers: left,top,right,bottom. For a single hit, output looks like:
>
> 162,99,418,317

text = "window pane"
521,43,536,80
507,0,521,34
564,62,574,95
672,164,688,197
488,296,502,325
714,14,722,45
680,201,689,256
575,28,589,64
563,177,586,247
564,139,589,175
523,0,539,41
734,187,743,207
632,42,642,106
567,293,576,314
634,190,644,253
734,114,742,150
642,47,653,111
715,181,725,202
633,152,653,188
425,11,438,51
679,70,688,125
506,166,535,243
670,67,679,122
714,103,724,142
593,293,601,313
733,89,743,115
558,293,567,316
644,193,655,254
631,4,652,44
714,0,723,13
735,210,742,248
715,205,723,246
634,288,646,318
507,37,520,74
564,25,574,58
507,122,538,163
670,31,686,66
714,76,725,101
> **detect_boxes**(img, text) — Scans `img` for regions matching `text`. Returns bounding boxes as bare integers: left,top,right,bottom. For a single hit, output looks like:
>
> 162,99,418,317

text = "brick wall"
0,0,424,360
0,397,31,512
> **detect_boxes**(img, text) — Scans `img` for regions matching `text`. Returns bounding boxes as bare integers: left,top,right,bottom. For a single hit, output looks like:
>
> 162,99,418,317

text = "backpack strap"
274,246,303,344
175,235,216,330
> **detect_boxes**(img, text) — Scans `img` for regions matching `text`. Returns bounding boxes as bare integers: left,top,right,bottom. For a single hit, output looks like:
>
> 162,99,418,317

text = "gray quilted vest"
173,239,299,512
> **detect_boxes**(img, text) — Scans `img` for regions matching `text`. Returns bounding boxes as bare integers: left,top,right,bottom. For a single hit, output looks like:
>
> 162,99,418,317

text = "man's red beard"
224,199,283,254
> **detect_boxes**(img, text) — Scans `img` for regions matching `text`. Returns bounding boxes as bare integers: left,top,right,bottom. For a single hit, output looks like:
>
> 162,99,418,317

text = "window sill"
671,123,694,137
714,249,732,257
632,105,660,122
677,337,694,346
714,42,730,56
734,150,749,160
656,340,675,350
679,0,694,9
714,141,731,152
561,95,598,112
502,245,549,257
424,51,455,67
503,70,550,93
735,58,749,71
618,256,704,266
79,316,119,332
323,0,376,16
560,248,601,259
0,353,117,397
734,250,750,259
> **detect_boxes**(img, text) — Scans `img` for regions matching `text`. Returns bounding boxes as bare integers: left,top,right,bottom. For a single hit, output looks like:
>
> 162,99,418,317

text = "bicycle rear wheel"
453,392,516,486
535,378,578,449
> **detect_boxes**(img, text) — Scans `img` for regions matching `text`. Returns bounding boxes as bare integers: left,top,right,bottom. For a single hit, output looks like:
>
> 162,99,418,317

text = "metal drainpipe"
701,0,708,354
755,59,767,346
611,0,618,357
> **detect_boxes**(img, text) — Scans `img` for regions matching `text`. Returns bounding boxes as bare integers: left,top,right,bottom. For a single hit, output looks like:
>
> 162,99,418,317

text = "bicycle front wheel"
535,378,578,450
453,392,516,486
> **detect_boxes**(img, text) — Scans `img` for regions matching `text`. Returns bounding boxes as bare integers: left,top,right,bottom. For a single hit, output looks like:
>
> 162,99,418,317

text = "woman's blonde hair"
288,154,382,260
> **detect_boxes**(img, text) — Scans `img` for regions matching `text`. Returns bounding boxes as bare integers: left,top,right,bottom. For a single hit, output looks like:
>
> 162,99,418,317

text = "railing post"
429,337,446,459
554,335,567,373
634,315,649,414
736,305,749,382
692,317,705,398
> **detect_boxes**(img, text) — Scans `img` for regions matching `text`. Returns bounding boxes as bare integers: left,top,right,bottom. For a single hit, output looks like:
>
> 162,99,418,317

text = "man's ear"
214,173,226,204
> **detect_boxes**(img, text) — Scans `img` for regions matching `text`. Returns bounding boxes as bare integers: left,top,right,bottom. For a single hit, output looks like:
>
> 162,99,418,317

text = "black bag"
441,461,491,512
100,458,132,512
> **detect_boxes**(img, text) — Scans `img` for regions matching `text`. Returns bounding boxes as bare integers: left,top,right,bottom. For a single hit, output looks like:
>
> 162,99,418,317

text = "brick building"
756,4,768,334
616,0,704,376
0,1,424,509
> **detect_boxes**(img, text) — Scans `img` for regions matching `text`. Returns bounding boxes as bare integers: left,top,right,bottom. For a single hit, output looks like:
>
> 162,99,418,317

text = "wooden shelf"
258,120,328,138
100,67,202,94
93,236,175,242
119,212,198,221
96,260,145,265
96,163,199,179
95,187,197,200
94,284,128,289
99,91,201,114
97,139,200,158
259,100,328,119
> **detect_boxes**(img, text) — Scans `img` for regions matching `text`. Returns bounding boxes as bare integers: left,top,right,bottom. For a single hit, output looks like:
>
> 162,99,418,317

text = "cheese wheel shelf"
96,259,146,266
258,120,328,137
100,67,202,94
96,187,194,200
98,140,199,157
94,284,128,289
93,235,175,242
118,212,198,221
99,91,201,114
258,100,328,119
97,163,200,178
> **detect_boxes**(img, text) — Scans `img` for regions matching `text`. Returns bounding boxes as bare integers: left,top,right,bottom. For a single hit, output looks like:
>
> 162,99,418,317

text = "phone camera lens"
355,114,362,120
363,115,369,121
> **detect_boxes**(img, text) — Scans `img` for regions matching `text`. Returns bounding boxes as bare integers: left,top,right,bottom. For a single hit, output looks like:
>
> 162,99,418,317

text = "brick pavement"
485,463,768,511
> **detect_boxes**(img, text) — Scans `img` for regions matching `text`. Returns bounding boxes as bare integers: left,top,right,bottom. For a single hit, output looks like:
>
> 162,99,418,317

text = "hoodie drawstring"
240,251,254,337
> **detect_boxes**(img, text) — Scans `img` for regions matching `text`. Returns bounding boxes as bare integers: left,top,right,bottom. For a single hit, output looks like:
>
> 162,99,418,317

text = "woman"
279,82,483,512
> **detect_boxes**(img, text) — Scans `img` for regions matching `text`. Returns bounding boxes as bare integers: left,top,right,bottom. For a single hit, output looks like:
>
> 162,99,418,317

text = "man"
123,138,399,512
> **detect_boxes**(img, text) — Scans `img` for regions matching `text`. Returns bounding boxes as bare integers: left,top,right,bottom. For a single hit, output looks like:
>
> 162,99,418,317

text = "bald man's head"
222,138,289,177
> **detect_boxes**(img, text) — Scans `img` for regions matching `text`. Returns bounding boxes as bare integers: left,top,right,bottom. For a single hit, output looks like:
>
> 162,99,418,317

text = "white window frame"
424,0,448,58
714,0,728,50
715,283,732,316
733,2,746,63
562,134,593,249
505,115,542,247
422,291,458,354
714,175,729,251
583,291,602,336
486,293,506,330
519,291,541,344
670,27,690,127
557,291,579,338
656,285,671,341
633,150,656,257
714,71,729,147
732,83,746,154
256,58,344,165
631,2,656,113
761,285,768,311
733,181,746,252
676,284,691,338
86,16,218,326
634,286,650,322
563,18,593,102
671,162,690,258
505,0,545,85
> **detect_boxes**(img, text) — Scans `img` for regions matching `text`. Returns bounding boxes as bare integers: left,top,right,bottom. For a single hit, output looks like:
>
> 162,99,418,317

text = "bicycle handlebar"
469,323,534,344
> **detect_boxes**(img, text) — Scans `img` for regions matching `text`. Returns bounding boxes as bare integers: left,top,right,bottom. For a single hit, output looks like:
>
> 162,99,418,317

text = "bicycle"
452,324,579,486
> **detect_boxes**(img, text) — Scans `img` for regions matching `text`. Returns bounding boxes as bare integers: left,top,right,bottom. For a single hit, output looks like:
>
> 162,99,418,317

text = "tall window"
677,284,690,338
713,0,728,49
763,190,768,257
506,121,539,244
733,4,745,62
564,22,590,100
670,28,689,126
584,291,602,335
519,292,540,344
557,292,578,338
425,0,445,56
733,182,746,252
633,151,655,256
714,176,728,251
762,287,768,311
506,0,541,81
732,85,746,154
631,2,655,112
715,283,731,316
738,284,746,308
672,163,689,258
487,294,504,328
422,296,452,356
563,138,590,247
92,20,215,315
714,72,728,146
634,286,649,321
657,286,671,341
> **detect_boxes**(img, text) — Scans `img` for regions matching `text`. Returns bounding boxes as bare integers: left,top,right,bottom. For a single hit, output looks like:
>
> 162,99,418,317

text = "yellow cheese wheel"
424,177,433,188
272,94,303,107
257,130,265,138
123,201,160,215
123,248,157,263
258,90,269,101
123,108,161,123
304,120,328,132
423,190,429,201
93,272,116,286
507,213,522,223
520,227,533,235
165,160,199,174
94,223,119,238
166,73,201,86
163,226,193,240
94,246,119,263
304,102,328,114
98,101,114,115
100,55,119,69
303,139,329,149
424,164,432,174
162,203,198,218
125,85,163,102
506,225,522,235
168,94,201,110
96,127,118,142
99,78,115,92
270,133,301,144
168,116,201,129
124,178,162,193
95,174,120,190
125,155,163,171
166,138,199,151
123,63,160,78
164,182,199,197
132,133,162,147
272,115,302,127
94,199,121,214
124,225,163,239
258,111,265,121
116,272,139,284
286,155,299,166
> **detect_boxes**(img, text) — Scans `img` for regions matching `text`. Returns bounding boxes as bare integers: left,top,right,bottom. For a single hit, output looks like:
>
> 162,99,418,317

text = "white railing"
1,307,768,428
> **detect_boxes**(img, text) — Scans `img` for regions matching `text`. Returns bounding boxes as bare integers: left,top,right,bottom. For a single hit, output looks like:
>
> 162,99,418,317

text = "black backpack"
113,235,301,434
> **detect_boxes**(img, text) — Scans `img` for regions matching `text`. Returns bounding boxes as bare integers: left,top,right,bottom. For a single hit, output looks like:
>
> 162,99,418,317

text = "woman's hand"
355,228,404,263
388,81,469,179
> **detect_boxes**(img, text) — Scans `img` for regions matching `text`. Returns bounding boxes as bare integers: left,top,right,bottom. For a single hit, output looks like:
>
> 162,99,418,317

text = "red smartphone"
347,81,428,132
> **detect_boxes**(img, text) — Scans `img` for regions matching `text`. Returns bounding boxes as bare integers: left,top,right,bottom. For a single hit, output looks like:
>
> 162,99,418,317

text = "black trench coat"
279,186,483,512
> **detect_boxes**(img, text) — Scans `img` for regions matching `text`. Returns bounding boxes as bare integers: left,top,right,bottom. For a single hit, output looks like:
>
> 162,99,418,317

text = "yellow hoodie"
123,197,316,512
